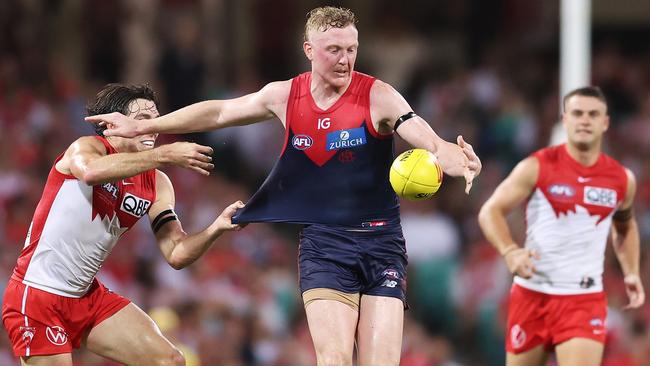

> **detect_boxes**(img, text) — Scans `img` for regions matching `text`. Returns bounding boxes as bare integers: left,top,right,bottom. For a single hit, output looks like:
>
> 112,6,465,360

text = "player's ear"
303,41,313,61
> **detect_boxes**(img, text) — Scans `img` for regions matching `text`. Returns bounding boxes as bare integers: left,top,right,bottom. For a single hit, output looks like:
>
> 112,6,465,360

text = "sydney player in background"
479,86,644,366
2,84,244,366
86,7,481,366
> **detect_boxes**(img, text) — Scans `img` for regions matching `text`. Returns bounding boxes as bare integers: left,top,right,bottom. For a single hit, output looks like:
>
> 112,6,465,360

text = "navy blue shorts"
298,223,408,304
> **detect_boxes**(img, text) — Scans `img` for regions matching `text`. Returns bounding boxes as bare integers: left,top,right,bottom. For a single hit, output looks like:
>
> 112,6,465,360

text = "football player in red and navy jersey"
479,86,644,366
86,8,482,366
2,84,245,366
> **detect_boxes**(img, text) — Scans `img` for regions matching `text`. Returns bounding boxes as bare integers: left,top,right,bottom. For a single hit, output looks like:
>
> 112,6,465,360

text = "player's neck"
106,137,137,153
565,142,601,167
310,73,352,109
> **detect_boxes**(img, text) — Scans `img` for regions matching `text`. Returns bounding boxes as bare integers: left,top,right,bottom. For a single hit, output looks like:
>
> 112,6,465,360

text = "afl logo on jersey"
120,193,151,218
292,134,313,150
548,184,575,200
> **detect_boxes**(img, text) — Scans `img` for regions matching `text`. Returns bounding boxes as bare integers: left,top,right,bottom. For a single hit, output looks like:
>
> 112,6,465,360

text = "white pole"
552,0,592,144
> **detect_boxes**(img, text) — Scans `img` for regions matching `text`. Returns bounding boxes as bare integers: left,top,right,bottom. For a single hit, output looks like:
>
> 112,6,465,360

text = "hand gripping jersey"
11,137,156,297
515,144,627,294
232,72,399,225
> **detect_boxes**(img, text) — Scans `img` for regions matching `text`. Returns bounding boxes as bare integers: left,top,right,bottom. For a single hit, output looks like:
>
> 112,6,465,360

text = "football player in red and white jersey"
479,86,644,366
2,84,245,366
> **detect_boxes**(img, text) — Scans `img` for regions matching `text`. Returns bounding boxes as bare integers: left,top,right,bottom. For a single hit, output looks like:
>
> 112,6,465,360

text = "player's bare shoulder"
259,79,293,122
56,136,107,175
369,79,411,133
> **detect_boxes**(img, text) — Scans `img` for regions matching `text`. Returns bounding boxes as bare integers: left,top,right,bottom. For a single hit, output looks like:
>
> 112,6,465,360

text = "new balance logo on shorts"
46,326,68,346
381,269,400,288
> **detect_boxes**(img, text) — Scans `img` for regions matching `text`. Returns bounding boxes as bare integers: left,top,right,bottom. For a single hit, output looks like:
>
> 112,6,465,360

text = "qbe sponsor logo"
584,186,617,208
326,127,366,151
292,134,313,150
120,193,151,218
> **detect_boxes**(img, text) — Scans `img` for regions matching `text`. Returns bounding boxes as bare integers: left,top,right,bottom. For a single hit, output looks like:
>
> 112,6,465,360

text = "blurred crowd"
1,1,650,365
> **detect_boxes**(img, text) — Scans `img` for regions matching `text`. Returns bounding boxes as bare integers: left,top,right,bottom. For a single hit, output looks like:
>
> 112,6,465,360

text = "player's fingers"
190,165,211,176
193,161,214,171
457,135,465,148
529,249,541,260
195,145,214,155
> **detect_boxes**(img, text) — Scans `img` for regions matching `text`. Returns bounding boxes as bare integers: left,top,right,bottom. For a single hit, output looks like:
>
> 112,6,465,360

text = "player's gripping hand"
157,142,214,176
623,273,645,310
502,245,539,279
457,135,481,194
86,112,139,138
216,201,246,232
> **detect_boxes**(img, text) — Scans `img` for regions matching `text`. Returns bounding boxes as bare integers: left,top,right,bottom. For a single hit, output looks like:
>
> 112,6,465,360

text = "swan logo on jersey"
120,193,151,218
292,134,313,150
326,127,366,151
584,186,617,208
548,184,575,200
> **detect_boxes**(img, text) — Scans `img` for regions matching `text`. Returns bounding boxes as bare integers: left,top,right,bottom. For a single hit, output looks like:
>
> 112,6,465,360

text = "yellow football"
389,149,443,201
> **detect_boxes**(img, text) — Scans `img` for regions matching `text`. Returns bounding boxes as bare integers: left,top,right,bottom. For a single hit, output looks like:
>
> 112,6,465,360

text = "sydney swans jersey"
232,72,399,225
515,145,627,294
11,137,156,297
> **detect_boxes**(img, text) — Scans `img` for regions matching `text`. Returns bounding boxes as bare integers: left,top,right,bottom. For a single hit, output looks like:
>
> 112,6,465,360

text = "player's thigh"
21,353,72,366
555,337,603,366
356,295,404,366
305,298,358,365
506,345,548,366
84,302,183,365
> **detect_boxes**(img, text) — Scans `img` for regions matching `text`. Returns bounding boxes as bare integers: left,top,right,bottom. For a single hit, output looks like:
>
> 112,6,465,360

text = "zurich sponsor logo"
292,134,313,150
326,127,367,151
548,183,575,198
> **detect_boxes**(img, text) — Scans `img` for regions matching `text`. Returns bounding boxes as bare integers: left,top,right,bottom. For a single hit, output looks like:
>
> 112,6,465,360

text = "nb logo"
120,193,151,218
46,326,67,346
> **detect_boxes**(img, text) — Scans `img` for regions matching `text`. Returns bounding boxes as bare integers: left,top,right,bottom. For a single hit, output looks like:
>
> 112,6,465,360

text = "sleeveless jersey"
232,71,399,225
514,144,627,294
11,137,157,297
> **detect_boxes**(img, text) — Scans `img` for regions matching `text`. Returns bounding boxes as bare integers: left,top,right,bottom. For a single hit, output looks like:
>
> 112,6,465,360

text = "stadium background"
1,0,649,364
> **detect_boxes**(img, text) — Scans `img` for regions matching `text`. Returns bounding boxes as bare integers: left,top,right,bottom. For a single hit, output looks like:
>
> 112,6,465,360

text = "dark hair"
87,83,160,137
562,86,607,113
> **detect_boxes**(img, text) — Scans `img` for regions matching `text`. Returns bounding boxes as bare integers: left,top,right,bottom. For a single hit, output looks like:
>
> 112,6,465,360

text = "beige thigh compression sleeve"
302,288,360,311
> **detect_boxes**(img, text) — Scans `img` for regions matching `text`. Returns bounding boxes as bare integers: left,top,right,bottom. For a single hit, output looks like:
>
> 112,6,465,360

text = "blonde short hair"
304,6,357,42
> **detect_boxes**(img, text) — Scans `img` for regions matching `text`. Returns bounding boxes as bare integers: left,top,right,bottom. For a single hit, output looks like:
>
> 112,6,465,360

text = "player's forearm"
80,149,163,185
139,100,225,135
166,222,224,270
478,204,519,255
612,219,641,276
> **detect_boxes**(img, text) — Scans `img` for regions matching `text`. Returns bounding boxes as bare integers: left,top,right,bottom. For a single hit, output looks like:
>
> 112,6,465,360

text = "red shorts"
2,278,130,357
506,284,607,354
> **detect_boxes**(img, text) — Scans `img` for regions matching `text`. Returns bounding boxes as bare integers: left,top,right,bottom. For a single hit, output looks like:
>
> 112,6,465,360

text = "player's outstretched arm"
370,80,481,193
85,81,291,138
611,168,645,309
478,157,539,278
57,137,214,185
150,171,245,270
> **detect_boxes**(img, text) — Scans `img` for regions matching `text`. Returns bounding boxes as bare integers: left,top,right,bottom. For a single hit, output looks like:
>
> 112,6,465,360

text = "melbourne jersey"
232,71,400,225
11,137,156,297
514,144,627,294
